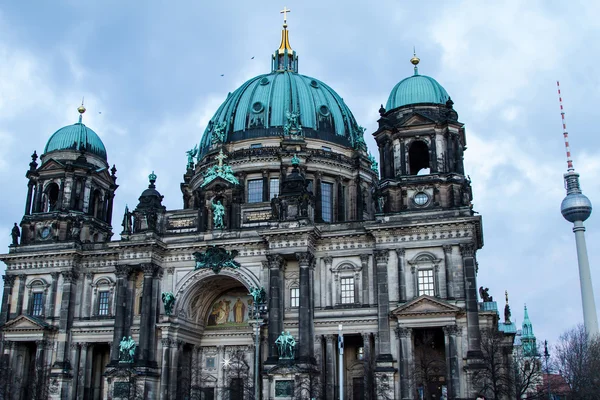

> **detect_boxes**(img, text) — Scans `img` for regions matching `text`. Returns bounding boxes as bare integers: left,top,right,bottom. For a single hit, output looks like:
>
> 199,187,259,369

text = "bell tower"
374,55,473,215
19,104,118,245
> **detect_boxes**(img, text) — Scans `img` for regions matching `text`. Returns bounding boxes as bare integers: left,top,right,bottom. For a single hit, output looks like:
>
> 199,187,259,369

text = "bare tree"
472,329,513,399
553,324,600,400
412,331,447,399
293,364,322,400
0,354,19,400
218,349,254,400
512,344,544,399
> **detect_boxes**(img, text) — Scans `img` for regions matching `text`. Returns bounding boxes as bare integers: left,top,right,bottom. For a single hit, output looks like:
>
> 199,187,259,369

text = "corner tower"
18,104,118,245
374,54,472,215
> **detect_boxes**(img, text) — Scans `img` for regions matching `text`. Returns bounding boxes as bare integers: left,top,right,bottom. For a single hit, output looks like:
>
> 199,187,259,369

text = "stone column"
15,274,26,316
396,248,406,302
34,340,45,396
168,340,181,399
443,245,454,299
80,273,92,318
47,272,59,319
33,182,42,213
25,180,34,215
139,263,158,365
443,325,461,399
296,252,314,361
362,332,373,400
396,327,413,400
325,335,336,400
374,250,393,362
323,257,333,307
360,254,369,305
54,270,78,369
159,339,171,400
70,343,81,400
106,191,115,224
1,275,15,323
460,244,482,358
111,265,132,363
150,267,162,362
77,342,89,400
315,172,323,222
267,255,284,360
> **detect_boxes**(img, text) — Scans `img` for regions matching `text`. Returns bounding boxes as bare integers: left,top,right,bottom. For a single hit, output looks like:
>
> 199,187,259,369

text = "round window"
414,192,429,206
310,80,319,88
318,105,330,116
252,102,264,113
260,77,270,85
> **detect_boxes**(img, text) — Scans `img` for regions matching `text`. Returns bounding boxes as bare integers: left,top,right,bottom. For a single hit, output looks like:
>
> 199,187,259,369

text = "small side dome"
43,106,107,160
386,56,450,110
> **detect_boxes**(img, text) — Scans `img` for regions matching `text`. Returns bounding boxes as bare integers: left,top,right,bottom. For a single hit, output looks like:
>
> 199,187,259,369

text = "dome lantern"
272,7,298,73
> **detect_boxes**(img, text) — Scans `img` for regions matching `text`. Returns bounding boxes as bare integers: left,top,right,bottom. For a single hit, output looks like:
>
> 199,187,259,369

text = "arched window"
408,140,430,175
331,262,362,305
42,182,59,212
91,277,115,317
91,189,103,218
409,253,443,298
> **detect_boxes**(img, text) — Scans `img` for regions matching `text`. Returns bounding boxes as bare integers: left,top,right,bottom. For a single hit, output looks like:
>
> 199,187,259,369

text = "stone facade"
0,30,514,400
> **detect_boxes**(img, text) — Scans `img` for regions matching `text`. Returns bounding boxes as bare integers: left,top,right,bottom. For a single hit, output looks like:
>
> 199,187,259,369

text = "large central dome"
198,24,365,157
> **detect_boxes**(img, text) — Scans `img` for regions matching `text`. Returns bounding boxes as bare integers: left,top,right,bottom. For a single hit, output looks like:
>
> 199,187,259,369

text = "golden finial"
410,47,420,75
278,7,293,55
77,97,86,114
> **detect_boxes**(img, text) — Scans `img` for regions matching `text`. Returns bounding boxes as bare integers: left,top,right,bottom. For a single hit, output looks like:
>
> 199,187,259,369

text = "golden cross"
280,6,291,23
216,149,227,168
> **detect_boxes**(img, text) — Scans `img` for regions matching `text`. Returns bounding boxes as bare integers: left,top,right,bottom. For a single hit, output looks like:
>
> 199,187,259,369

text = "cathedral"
0,15,514,400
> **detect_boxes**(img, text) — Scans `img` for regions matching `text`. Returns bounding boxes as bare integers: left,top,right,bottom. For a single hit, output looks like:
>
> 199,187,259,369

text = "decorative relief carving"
459,243,475,257
295,252,314,267
115,265,132,279
323,256,333,267
442,325,460,336
2,275,15,287
395,248,406,257
61,270,79,283
266,254,285,269
442,245,453,255
396,327,412,338
359,254,370,265
374,249,389,264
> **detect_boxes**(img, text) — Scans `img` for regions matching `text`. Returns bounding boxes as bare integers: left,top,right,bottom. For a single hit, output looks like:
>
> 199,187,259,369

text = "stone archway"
167,269,259,400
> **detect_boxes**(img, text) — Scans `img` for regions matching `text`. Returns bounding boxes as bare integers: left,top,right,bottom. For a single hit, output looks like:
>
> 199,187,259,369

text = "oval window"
414,192,429,206
319,105,330,116
252,102,264,113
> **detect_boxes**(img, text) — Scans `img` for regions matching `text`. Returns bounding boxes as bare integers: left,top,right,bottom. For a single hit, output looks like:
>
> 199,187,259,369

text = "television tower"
557,81,599,337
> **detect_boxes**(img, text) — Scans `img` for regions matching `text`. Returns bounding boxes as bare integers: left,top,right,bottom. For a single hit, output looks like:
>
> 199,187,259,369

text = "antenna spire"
557,81,574,172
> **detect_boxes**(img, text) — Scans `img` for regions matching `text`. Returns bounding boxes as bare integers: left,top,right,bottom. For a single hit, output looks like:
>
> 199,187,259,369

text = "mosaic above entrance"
207,289,253,328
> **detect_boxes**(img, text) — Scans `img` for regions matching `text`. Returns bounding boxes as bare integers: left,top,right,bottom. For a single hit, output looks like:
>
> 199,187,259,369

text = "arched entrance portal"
165,272,259,400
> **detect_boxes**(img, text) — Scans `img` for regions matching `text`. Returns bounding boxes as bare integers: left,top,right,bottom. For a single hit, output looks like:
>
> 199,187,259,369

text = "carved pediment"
1,315,56,331
399,112,437,127
391,295,462,318
37,158,66,171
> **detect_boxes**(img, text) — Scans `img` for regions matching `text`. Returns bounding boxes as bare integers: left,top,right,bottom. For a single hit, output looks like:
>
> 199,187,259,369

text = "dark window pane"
290,288,299,308
248,179,263,203
270,178,280,198
98,291,110,316
321,182,333,222
32,292,44,316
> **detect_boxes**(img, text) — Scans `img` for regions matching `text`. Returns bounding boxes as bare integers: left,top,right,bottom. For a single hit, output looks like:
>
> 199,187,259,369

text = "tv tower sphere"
561,173,592,223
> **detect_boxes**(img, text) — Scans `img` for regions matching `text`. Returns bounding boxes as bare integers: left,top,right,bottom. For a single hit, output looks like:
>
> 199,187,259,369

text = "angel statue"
162,292,176,315
186,145,198,168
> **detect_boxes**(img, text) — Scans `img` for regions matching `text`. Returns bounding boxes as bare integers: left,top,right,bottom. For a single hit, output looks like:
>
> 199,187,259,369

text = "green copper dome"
198,71,364,156
386,65,450,110
198,25,365,157
44,110,107,160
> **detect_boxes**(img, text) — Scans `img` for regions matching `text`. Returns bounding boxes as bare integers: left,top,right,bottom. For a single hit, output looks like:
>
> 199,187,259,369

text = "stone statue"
212,200,225,229
249,287,267,305
284,111,302,137
162,292,176,315
504,303,512,323
270,194,280,220
479,286,493,302
10,223,20,246
119,336,136,363
121,205,132,234
275,331,296,359
211,121,227,144
186,145,198,167
70,219,81,241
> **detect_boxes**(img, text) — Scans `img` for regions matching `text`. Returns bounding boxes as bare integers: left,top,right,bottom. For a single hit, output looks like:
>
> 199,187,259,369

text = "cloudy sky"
1,0,599,346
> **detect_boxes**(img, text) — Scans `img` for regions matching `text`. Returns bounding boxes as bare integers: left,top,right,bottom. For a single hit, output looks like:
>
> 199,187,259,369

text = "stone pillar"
33,182,43,213
45,272,59,319
168,340,181,400
139,263,159,365
315,172,323,222
396,327,413,400
150,267,162,362
296,252,314,361
460,244,482,358
111,265,132,363
77,343,90,400
34,340,45,396
262,170,269,202
443,326,461,399
360,254,369,305
159,339,170,400
80,273,92,318
70,343,81,400
362,332,373,400
15,274,26,316
443,245,454,299
374,250,393,362
267,255,284,360
325,335,336,400
54,270,78,369
106,191,115,224
323,257,333,307
396,248,406,302
1,275,15,323
25,180,34,215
